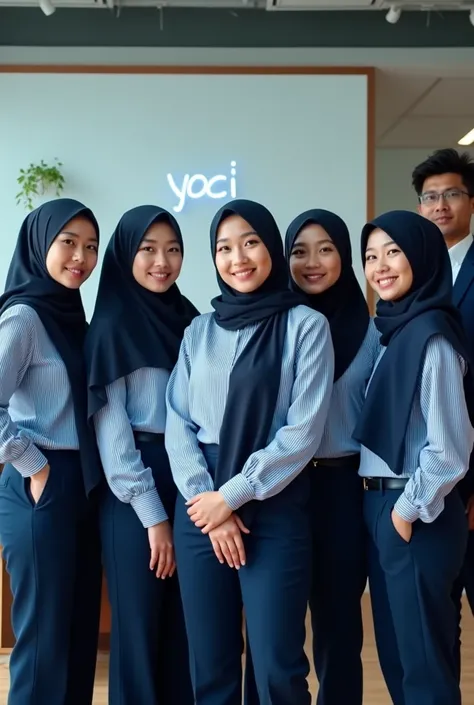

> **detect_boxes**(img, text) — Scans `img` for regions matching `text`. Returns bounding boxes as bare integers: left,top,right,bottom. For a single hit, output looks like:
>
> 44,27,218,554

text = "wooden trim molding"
0,65,373,75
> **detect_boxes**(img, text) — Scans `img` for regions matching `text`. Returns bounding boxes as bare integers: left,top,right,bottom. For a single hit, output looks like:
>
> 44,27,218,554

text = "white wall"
0,71,368,317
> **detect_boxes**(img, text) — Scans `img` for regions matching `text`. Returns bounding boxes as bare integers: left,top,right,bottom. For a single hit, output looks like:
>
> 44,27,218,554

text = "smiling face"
214,214,272,293
364,227,413,301
289,223,342,294
45,215,99,289
132,220,183,293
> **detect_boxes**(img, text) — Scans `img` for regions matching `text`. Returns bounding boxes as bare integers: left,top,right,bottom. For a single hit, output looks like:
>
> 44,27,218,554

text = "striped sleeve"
219,314,334,510
395,335,474,523
0,307,48,476
165,331,215,501
94,376,167,528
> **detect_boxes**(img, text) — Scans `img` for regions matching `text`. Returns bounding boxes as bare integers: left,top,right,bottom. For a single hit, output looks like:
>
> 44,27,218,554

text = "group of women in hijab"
0,194,472,705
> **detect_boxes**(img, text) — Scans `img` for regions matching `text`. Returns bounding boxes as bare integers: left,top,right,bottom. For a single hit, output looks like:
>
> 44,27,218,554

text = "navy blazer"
453,238,474,500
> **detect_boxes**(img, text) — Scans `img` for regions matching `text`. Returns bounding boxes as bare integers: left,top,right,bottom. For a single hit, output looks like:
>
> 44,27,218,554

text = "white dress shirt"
449,233,473,283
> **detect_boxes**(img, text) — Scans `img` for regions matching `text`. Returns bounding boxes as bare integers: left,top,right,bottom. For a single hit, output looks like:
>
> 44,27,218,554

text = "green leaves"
16,158,65,211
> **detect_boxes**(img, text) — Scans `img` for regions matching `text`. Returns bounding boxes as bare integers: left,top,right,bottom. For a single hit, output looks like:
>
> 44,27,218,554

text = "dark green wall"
1,7,473,48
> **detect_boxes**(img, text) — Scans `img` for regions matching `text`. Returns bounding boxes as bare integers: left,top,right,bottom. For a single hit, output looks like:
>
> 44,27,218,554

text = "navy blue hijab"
0,198,102,495
353,210,474,475
210,199,304,508
86,205,198,418
285,209,369,381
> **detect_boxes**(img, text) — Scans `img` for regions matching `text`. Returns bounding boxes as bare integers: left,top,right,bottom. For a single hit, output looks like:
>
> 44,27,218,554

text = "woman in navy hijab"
86,205,197,705
165,199,335,705
355,210,474,705
0,199,103,705
285,209,378,705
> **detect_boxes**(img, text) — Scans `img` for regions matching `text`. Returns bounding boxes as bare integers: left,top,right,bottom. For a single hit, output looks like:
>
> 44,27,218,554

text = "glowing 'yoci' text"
166,161,237,213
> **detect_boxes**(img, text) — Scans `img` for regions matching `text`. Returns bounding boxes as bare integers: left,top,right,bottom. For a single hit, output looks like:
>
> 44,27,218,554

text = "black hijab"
285,209,369,381
86,205,198,418
0,198,102,496
353,210,474,475
210,199,305,515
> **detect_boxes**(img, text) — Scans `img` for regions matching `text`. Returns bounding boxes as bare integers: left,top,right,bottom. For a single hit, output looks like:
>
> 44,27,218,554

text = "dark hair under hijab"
285,209,369,382
353,210,474,476
86,205,199,418
0,198,102,496
210,199,305,518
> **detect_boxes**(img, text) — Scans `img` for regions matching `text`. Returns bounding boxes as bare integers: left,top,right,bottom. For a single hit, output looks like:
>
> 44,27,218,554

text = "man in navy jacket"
412,147,474,679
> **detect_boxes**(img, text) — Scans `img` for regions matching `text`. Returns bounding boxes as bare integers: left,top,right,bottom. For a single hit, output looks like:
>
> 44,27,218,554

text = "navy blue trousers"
244,460,366,705
0,450,102,705
365,486,467,705
174,444,312,705
309,462,366,705
100,438,193,705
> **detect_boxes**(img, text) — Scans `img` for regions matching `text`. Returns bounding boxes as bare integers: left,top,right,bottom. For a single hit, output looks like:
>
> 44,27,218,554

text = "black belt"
133,431,164,444
312,454,360,469
363,477,408,491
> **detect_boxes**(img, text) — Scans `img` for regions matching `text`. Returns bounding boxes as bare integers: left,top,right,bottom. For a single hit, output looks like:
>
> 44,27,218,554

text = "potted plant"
16,158,65,211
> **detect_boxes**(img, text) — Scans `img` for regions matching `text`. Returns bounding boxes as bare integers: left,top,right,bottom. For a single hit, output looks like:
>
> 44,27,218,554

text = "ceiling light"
385,5,401,24
458,127,474,147
39,0,55,14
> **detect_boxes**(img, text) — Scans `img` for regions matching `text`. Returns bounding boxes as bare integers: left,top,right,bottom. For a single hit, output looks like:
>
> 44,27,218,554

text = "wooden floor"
0,594,473,703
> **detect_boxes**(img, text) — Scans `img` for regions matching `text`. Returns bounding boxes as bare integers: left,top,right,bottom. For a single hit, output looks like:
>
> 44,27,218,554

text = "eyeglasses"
419,188,471,205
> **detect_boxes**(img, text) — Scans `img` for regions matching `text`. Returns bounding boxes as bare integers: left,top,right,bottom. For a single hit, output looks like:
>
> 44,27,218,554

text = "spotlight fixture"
385,5,401,24
39,0,55,14
458,127,474,147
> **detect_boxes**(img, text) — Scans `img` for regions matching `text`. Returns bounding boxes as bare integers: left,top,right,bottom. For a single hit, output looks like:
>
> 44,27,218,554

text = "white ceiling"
376,68,474,148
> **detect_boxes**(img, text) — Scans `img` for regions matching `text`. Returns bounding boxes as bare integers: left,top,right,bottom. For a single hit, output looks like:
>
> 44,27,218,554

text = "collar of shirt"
449,233,473,275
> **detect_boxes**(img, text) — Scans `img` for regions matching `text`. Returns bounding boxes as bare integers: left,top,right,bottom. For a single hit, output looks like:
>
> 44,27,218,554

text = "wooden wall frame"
0,64,375,652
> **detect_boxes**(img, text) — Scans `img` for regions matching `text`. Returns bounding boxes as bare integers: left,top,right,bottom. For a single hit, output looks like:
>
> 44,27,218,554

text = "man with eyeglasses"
412,147,474,682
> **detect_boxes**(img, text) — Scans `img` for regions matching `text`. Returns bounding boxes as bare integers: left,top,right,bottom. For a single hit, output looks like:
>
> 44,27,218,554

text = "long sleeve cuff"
12,445,48,478
219,473,256,511
131,488,168,528
394,492,420,523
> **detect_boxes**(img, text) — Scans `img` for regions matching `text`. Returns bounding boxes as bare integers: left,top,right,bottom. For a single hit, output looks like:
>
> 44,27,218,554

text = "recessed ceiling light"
458,127,474,146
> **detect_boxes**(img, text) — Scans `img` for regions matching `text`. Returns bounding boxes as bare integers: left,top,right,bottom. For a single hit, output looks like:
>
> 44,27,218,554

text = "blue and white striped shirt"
165,305,334,509
0,304,78,477
359,334,474,523
316,318,381,459
94,368,170,528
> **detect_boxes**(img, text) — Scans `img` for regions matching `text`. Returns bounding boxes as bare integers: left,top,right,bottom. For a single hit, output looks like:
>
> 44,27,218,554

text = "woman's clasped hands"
186,490,250,569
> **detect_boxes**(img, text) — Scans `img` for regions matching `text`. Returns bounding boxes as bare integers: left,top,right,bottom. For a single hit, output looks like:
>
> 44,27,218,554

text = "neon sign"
166,161,237,213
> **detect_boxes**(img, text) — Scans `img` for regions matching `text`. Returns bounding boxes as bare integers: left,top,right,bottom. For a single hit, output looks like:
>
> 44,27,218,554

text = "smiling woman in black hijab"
85,205,196,705
0,198,102,705
355,210,474,705
165,198,335,705
281,208,379,705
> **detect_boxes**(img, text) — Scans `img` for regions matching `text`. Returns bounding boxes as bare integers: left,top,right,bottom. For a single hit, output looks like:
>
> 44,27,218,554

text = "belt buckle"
363,478,369,491
312,458,318,468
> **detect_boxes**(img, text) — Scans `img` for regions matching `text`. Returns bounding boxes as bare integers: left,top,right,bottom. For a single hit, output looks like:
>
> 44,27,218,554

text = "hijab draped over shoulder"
285,208,369,381
353,210,474,475
0,198,102,495
209,199,305,512
86,205,198,418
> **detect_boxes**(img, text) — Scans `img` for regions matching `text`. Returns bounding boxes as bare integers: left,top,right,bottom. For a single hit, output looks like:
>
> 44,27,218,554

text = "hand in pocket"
29,463,50,504
391,508,412,543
